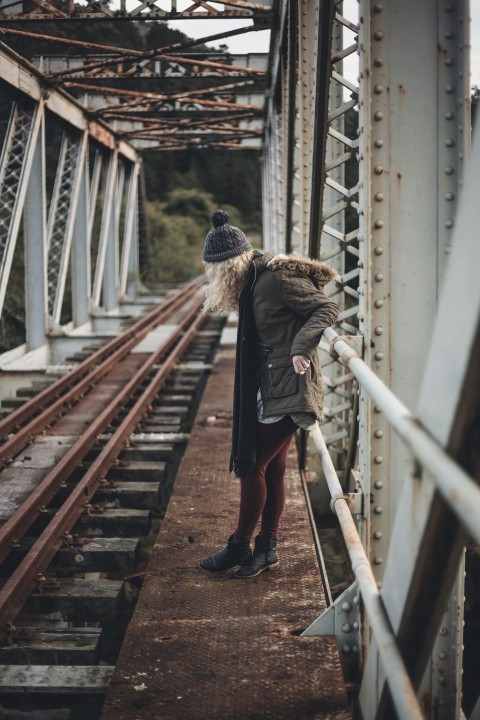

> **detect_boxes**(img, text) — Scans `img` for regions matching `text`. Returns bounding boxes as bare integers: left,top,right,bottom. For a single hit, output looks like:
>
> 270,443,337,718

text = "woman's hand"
292,354,310,375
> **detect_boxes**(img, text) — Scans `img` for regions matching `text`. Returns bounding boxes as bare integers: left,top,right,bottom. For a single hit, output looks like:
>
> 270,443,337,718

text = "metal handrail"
322,327,480,544
308,423,424,720
306,325,480,720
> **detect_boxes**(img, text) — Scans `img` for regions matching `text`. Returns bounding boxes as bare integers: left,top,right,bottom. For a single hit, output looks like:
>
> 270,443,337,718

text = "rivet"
445,166,454,175
373,556,383,565
439,652,447,660
374,246,384,255
342,644,351,654
374,165,384,175
439,627,448,636
374,506,383,514
445,84,454,93
374,58,384,68
445,245,452,254
374,219,384,229
445,56,454,66
352,645,359,654
373,31,384,41
445,192,455,201
374,273,384,282
444,3,453,10
445,111,454,120
342,601,352,612
342,623,352,633
373,3,383,12
374,405,382,413
445,30,454,39
353,621,359,630
374,455,383,464
374,480,383,489
374,111,384,121
374,139,384,148
374,84,384,94
438,676,446,686
445,138,455,147
374,429,384,438
445,219,454,228
374,351,383,361
373,531,383,539
374,192,384,202
374,326,383,335
374,299,384,308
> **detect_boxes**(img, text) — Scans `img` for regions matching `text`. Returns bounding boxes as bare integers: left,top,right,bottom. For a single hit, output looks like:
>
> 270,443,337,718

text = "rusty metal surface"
101,347,350,720
0,296,206,635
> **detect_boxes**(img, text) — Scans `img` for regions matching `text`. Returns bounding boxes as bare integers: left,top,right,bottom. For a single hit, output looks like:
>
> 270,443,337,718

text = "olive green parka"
251,253,339,422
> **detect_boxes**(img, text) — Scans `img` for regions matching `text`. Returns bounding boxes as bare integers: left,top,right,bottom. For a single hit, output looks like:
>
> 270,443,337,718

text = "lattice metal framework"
0,43,140,355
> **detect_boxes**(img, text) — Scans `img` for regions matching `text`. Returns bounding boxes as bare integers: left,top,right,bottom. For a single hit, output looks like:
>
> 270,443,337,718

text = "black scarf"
229,252,267,477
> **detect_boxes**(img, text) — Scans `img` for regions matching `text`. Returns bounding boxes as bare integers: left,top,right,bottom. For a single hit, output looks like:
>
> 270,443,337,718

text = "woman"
200,210,338,579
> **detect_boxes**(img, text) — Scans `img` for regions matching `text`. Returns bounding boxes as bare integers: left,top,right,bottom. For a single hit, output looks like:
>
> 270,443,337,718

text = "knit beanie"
203,210,251,263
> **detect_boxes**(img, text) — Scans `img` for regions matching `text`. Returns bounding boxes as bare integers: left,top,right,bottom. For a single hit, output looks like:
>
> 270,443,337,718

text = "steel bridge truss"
264,1,476,719
0,43,141,356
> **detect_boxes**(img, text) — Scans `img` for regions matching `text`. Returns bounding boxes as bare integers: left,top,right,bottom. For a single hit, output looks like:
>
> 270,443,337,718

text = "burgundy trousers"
234,416,298,541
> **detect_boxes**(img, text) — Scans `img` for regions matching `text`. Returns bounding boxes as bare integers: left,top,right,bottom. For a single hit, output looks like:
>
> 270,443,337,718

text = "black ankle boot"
234,535,279,578
200,535,252,572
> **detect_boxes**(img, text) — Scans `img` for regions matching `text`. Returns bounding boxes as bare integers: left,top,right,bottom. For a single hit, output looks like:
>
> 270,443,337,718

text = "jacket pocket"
265,356,298,399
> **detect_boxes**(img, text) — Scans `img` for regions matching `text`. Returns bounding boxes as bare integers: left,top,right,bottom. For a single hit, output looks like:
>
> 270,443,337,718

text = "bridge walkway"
100,324,351,720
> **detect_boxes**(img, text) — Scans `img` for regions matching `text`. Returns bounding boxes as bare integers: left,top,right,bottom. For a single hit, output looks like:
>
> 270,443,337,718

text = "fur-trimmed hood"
263,253,336,287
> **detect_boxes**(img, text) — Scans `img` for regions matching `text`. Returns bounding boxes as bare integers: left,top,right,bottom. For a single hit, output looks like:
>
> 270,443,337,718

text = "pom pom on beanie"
203,210,251,263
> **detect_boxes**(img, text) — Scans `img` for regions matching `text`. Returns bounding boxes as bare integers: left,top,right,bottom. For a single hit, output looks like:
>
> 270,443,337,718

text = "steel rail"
0,290,205,567
306,424,425,720
323,327,480,544
0,294,206,637
0,277,203,451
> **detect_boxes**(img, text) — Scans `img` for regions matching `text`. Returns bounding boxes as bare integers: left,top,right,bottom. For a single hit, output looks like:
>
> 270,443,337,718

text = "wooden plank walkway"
101,340,350,720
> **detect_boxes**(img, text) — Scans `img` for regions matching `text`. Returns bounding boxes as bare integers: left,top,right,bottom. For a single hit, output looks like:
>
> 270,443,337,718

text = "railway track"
0,281,225,719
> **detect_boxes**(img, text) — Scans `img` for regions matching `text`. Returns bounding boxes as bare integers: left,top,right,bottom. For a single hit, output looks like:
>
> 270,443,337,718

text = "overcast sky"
168,2,480,88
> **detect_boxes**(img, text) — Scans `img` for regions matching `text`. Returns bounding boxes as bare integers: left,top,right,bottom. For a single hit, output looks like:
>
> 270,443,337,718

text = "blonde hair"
203,250,255,313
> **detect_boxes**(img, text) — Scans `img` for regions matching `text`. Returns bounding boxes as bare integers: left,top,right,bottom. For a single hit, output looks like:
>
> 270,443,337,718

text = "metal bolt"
374,139,384,148
373,556,383,565
374,31,384,41
374,455,383,464
445,84,454,93
374,165,384,175
445,192,455,201
373,531,383,539
445,56,454,66
374,219,384,229
374,84,384,94
353,621,359,630
374,326,383,335
342,601,352,613
445,3,453,10
438,676,446,686
374,351,383,361
374,272,384,282
445,219,454,228
374,429,384,438
445,111,454,120
374,506,383,514
373,3,383,12
445,138,455,147
444,30,454,39
374,246,384,256
374,192,384,202
374,299,384,308
353,595,359,605
374,58,384,67
342,644,351,654
445,166,454,175
374,405,382,413
374,480,383,489
342,623,352,633
439,652,447,660
439,627,448,636
445,245,452,254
